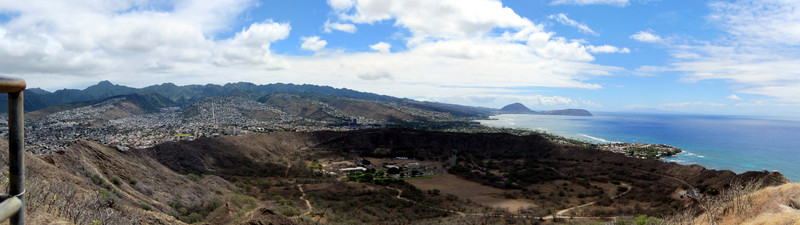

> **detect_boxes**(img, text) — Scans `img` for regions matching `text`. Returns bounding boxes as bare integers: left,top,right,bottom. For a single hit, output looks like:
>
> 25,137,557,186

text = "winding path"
386,186,466,216
541,182,632,220
297,184,313,216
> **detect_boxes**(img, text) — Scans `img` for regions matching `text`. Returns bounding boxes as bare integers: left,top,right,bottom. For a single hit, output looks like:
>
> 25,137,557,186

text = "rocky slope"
1,128,790,224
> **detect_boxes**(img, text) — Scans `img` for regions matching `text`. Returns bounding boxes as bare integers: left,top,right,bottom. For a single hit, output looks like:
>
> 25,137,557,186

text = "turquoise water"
476,112,800,182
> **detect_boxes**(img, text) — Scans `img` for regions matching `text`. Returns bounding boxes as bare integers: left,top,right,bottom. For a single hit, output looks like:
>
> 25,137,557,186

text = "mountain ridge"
15,81,588,118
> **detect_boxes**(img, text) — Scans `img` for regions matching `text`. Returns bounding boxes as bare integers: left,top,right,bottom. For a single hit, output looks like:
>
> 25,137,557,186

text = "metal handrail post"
8,91,24,225
0,76,25,225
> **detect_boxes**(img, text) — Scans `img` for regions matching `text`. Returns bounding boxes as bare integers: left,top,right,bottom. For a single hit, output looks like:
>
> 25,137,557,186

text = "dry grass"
405,173,537,213
689,182,800,225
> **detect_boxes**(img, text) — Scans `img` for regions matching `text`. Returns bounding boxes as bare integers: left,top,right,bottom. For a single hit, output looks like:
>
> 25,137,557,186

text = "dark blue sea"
476,112,800,182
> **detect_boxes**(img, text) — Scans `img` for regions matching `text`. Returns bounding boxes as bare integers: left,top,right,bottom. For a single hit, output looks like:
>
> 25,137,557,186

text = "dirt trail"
297,184,312,216
542,183,633,220
386,186,466,216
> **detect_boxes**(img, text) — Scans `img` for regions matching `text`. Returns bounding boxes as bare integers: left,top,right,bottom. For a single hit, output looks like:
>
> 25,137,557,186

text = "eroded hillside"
3,129,790,224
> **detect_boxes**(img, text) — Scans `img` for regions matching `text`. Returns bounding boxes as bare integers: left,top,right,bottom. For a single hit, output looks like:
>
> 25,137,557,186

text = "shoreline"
473,113,798,182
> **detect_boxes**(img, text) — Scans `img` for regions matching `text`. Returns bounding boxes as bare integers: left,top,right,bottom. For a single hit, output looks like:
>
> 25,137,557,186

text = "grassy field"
406,173,537,213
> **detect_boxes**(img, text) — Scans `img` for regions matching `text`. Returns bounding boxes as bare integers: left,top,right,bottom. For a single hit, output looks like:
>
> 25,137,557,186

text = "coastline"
473,113,799,182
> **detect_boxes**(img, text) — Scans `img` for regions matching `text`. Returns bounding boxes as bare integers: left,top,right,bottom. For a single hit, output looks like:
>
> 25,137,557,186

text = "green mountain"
14,81,587,119
16,81,496,120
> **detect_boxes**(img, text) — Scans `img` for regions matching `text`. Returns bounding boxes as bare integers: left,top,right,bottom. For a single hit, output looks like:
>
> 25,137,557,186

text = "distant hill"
540,109,593,116
25,87,51,95
26,93,175,122
15,81,494,119
16,80,595,120
17,81,500,126
498,102,593,116
499,102,534,114
1,80,138,113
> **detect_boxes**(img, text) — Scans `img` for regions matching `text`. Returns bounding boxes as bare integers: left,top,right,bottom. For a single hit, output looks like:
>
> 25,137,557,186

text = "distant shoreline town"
0,81,675,164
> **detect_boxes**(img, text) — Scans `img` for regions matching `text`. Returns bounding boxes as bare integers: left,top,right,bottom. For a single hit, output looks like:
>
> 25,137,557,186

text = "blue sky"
1,0,799,116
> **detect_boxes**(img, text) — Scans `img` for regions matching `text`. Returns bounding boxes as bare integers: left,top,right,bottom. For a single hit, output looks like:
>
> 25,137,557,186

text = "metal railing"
0,76,25,225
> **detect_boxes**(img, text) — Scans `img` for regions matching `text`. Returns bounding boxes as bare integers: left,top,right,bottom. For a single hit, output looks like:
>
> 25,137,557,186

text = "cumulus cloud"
0,0,290,86
528,95,577,106
335,0,535,43
369,42,391,53
323,20,357,33
216,21,291,66
300,36,327,51
317,0,622,87
549,13,598,35
551,0,629,7
630,30,663,43
327,0,355,11
727,94,741,101
671,1,800,103
0,0,628,109
586,45,630,54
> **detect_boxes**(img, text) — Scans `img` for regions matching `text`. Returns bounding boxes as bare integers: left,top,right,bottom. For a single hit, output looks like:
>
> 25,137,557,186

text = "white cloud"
369,42,391,53
708,1,800,46
320,0,622,65
0,0,290,78
551,0,629,7
414,91,581,108
300,36,327,52
670,1,800,103
229,21,291,48
586,45,630,54
549,13,597,35
630,30,663,43
323,21,357,33
525,95,577,106
658,102,725,108
335,0,535,43
327,0,354,11
1,0,628,109
217,21,291,66
726,94,741,101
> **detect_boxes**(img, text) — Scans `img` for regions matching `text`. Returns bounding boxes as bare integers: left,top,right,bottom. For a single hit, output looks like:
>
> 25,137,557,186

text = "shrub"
110,176,121,186
129,178,137,185
187,173,203,181
230,194,258,215
98,189,116,207
597,194,613,206
183,212,203,223
91,175,103,185
277,205,302,216
140,203,153,211
633,215,662,225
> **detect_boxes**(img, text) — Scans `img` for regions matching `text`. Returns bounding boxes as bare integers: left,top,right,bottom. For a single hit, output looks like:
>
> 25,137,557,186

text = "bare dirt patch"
406,173,537,213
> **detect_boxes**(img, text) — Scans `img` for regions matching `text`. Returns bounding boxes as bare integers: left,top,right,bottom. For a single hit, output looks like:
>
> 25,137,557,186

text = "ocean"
476,112,800,182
